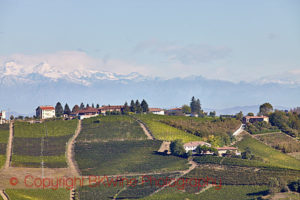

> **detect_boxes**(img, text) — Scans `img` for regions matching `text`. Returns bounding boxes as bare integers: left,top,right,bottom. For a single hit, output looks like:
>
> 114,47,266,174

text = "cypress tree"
141,99,149,113
135,100,142,113
64,103,71,115
80,103,85,109
72,105,80,113
130,100,136,112
55,102,64,117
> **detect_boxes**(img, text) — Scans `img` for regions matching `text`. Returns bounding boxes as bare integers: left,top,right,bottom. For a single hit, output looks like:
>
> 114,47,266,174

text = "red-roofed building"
216,146,239,156
70,107,100,119
36,106,55,119
243,116,269,124
0,110,6,124
149,108,165,115
99,105,124,114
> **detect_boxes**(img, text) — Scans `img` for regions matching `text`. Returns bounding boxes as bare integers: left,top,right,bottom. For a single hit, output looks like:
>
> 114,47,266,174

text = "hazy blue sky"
0,0,299,82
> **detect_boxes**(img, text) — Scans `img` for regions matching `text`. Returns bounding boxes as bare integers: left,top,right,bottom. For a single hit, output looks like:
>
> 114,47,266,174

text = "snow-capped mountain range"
0,61,299,115
0,61,146,86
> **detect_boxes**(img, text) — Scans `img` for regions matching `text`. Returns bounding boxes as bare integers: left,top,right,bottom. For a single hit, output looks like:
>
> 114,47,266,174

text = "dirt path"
136,119,154,140
149,160,198,196
66,119,81,177
158,141,171,153
4,122,14,169
0,190,9,200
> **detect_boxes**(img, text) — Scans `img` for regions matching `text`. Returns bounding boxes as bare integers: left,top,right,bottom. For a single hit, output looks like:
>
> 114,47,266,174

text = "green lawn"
136,115,202,143
235,134,300,170
77,115,146,142
142,185,269,200
5,189,69,200
75,140,189,175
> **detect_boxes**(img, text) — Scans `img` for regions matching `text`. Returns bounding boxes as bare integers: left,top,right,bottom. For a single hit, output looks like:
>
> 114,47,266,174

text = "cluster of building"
183,141,240,157
35,105,166,120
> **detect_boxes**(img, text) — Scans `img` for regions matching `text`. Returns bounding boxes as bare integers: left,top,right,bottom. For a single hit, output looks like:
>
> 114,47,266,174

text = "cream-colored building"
0,110,6,124
36,106,55,119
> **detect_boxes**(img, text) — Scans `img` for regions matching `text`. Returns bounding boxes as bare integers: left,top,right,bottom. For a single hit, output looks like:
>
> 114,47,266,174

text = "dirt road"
66,119,81,177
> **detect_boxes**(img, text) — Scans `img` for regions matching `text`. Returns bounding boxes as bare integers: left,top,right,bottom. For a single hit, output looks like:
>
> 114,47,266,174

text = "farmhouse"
36,106,55,119
183,141,211,153
149,108,165,115
71,107,100,120
165,108,183,116
216,146,239,156
0,110,6,124
243,116,269,124
99,105,124,114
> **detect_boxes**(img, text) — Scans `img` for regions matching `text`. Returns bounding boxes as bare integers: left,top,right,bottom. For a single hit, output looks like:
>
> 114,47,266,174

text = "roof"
100,105,124,110
168,108,182,111
149,108,163,112
216,146,237,150
244,116,269,119
78,107,99,114
38,106,55,110
183,141,210,148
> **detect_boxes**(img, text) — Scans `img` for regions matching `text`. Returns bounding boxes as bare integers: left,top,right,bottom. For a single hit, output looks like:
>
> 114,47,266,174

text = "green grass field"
5,189,69,200
77,115,146,142
142,185,269,200
75,140,189,175
0,124,9,169
12,119,78,168
136,115,202,143
235,134,300,170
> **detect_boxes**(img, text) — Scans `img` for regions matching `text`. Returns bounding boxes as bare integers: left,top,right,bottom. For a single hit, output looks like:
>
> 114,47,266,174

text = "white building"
149,108,165,115
183,141,211,153
0,110,6,124
36,106,55,119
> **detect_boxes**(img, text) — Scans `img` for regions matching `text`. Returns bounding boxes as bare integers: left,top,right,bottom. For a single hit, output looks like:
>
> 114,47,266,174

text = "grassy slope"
235,134,300,170
77,115,146,142
0,124,9,168
12,119,78,167
6,189,69,200
255,132,300,153
137,115,202,143
75,140,189,175
142,185,268,200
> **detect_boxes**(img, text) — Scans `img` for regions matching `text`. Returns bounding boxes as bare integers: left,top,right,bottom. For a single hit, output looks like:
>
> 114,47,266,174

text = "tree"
182,105,191,114
123,102,130,115
55,102,64,117
72,105,79,113
190,96,202,114
86,104,90,108
259,103,273,116
10,115,14,120
236,111,243,120
135,100,142,113
141,99,149,113
241,147,253,160
64,103,71,115
170,140,185,157
209,111,216,117
80,103,85,110
190,96,196,114
130,100,136,113
92,103,95,108
247,112,254,116
96,104,100,108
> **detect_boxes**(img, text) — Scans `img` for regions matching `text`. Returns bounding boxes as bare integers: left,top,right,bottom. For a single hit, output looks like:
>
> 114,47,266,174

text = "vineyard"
254,132,300,153
235,134,300,170
0,124,9,168
136,114,241,146
5,189,69,200
77,115,146,142
11,119,78,168
143,185,269,200
75,140,189,175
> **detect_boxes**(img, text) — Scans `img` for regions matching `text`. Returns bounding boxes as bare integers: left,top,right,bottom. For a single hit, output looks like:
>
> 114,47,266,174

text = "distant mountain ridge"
0,61,299,114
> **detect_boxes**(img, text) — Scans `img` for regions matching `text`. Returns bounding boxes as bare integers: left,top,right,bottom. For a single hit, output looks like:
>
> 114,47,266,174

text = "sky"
0,0,300,82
